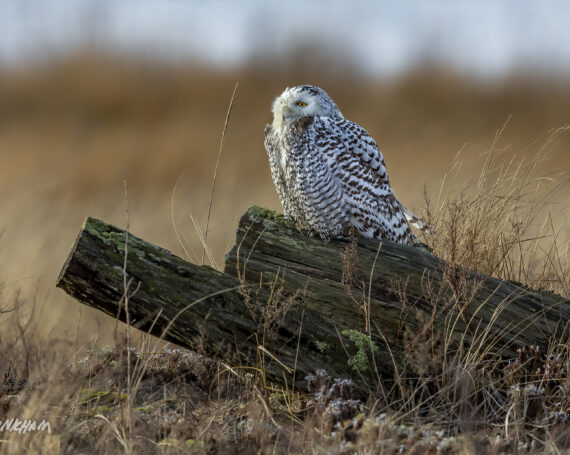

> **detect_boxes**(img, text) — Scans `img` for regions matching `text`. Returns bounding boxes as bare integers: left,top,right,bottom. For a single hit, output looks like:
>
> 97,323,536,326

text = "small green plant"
314,340,330,353
341,329,379,373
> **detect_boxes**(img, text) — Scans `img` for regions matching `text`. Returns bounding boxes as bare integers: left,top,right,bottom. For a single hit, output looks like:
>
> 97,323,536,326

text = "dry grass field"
0,53,568,453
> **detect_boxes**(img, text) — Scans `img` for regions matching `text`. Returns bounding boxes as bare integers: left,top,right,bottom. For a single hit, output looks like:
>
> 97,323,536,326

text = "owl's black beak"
282,105,295,121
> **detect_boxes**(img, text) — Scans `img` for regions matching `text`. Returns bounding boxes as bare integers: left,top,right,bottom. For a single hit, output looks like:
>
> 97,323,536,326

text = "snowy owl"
264,84,425,245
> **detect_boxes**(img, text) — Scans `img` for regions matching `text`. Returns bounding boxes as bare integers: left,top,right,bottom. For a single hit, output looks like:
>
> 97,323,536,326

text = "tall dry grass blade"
121,168,134,436
190,211,219,270
202,82,239,265
170,170,199,262
160,284,246,339
291,309,305,394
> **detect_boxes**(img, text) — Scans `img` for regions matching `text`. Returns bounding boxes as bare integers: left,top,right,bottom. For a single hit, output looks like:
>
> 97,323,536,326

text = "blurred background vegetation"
0,1,568,345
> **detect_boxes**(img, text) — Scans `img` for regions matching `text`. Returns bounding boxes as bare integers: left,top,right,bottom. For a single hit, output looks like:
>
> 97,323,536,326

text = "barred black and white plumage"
264,84,423,245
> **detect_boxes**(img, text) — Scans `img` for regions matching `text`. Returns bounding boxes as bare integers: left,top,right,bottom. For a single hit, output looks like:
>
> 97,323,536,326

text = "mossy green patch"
81,405,112,417
133,398,178,415
258,208,293,227
78,389,127,405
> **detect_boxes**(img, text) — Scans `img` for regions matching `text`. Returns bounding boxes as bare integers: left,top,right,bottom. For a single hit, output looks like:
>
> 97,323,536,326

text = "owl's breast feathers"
264,116,349,240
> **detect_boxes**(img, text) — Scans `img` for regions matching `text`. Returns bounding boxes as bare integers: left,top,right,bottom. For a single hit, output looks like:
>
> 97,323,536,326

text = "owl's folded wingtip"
401,205,435,234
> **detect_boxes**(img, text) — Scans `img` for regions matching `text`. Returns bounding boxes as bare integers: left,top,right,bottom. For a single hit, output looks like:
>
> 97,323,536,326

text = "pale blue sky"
1,0,569,77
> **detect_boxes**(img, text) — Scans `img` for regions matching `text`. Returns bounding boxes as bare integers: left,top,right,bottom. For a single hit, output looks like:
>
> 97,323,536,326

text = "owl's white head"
271,85,343,131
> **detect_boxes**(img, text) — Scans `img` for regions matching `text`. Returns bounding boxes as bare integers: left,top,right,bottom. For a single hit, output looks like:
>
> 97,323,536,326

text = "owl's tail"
400,205,434,253
401,205,433,234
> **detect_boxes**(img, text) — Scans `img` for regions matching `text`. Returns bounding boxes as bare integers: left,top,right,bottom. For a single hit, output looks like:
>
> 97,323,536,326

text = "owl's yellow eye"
296,101,307,107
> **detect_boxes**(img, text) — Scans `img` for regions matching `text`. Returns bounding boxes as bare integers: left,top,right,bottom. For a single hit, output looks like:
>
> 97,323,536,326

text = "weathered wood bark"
57,206,569,395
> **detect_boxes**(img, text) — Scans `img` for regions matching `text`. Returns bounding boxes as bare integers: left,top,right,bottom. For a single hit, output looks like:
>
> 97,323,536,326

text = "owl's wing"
333,119,390,185
340,126,431,233
315,117,390,188
315,117,422,245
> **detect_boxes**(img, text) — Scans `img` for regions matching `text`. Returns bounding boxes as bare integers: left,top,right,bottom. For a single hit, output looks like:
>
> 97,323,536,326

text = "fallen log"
57,206,569,395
